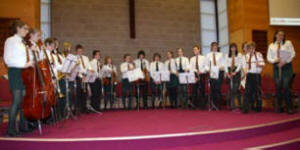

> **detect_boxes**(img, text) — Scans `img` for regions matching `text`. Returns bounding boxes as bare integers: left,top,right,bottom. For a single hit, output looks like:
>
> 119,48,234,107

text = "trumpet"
57,71,65,80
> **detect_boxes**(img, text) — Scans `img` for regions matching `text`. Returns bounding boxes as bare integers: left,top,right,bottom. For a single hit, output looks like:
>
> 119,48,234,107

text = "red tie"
196,55,199,71
277,42,281,60
213,53,217,66
248,53,253,70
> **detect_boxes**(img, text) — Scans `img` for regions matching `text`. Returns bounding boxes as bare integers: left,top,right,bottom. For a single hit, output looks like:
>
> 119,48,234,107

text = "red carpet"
0,109,300,150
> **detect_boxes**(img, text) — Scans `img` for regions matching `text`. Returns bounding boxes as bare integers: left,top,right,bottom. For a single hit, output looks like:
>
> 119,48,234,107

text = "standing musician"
102,56,118,110
4,20,33,136
225,43,242,112
165,51,178,108
267,31,295,114
75,44,92,114
190,45,207,110
53,38,66,120
61,42,77,117
134,50,150,109
89,50,103,111
243,42,265,113
149,53,164,109
26,28,44,61
175,48,190,109
62,42,72,57
120,54,134,110
206,42,225,110
44,38,66,120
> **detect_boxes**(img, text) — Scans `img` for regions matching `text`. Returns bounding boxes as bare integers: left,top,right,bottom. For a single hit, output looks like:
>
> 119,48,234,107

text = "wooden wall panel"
228,0,300,75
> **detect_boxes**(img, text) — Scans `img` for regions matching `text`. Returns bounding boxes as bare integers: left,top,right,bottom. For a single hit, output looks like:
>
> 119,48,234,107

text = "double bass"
22,41,56,121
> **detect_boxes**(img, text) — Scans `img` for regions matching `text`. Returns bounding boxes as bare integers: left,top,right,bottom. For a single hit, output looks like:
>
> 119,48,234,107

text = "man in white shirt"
190,45,207,109
176,48,190,109
134,50,150,109
267,31,295,114
89,50,102,111
120,54,134,109
75,44,91,114
243,42,265,113
149,53,164,108
206,42,225,110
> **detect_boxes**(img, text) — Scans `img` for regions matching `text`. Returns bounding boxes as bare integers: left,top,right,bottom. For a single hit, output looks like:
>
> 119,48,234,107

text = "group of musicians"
3,20,296,137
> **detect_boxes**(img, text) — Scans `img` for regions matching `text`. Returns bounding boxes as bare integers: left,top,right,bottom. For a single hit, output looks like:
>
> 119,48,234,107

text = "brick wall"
52,0,201,70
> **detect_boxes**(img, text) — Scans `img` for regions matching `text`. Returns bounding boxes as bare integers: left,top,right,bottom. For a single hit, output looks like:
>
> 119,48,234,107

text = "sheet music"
152,72,161,83
178,73,188,84
61,54,78,73
83,70,98,83
68,65,80,81
187,72,196,84
280,50,291,62
161,71,170,82
210,65,219,79
128,68,144,82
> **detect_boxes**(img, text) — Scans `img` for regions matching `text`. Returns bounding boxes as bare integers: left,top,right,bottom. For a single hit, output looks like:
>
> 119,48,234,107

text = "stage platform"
0,109,299,150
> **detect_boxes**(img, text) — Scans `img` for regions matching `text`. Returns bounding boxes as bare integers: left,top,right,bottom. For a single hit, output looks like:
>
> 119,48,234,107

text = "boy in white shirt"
165,51,178,108
243,42,265,113
175,48,190,109
120,54,135,109
149,53,164,108
190,45,207,109
206,42,225,110
89,50,102,111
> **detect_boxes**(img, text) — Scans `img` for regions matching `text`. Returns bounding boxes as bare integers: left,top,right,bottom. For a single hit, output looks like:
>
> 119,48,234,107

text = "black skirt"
7,67,25,90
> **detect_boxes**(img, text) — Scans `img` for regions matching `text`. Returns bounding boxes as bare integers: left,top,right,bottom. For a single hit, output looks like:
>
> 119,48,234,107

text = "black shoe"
242,109,249,114
6,130,21,137
20,128,33,134
287,109,294,115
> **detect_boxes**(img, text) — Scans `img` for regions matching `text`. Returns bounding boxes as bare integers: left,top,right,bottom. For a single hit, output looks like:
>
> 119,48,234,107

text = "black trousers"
136,82,148,108
122,79,133,109
243,73,262,113
150,79,163,108
57,79,66,120
75,77,87,113
167,86,177,107
68,81,75,112
210,71,224,109
273,63,293,113
192,74,206,109
90,78,102,111
104,78,115,109
227,72,242,110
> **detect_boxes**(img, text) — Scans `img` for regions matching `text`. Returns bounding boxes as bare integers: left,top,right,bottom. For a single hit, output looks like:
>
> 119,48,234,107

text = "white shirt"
4,34,27,68
45,49,65,78
29,40,45,61
189,55,208,73
102,64,117,78
77,55,91,75
90,58,102,78
206,52,226,71
245,52,265,74
225,53,243,74
134,59,150,70
149,61,164,78
120,62,135,79
267,40,295,64
175,56,189,72
164,58,177,74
